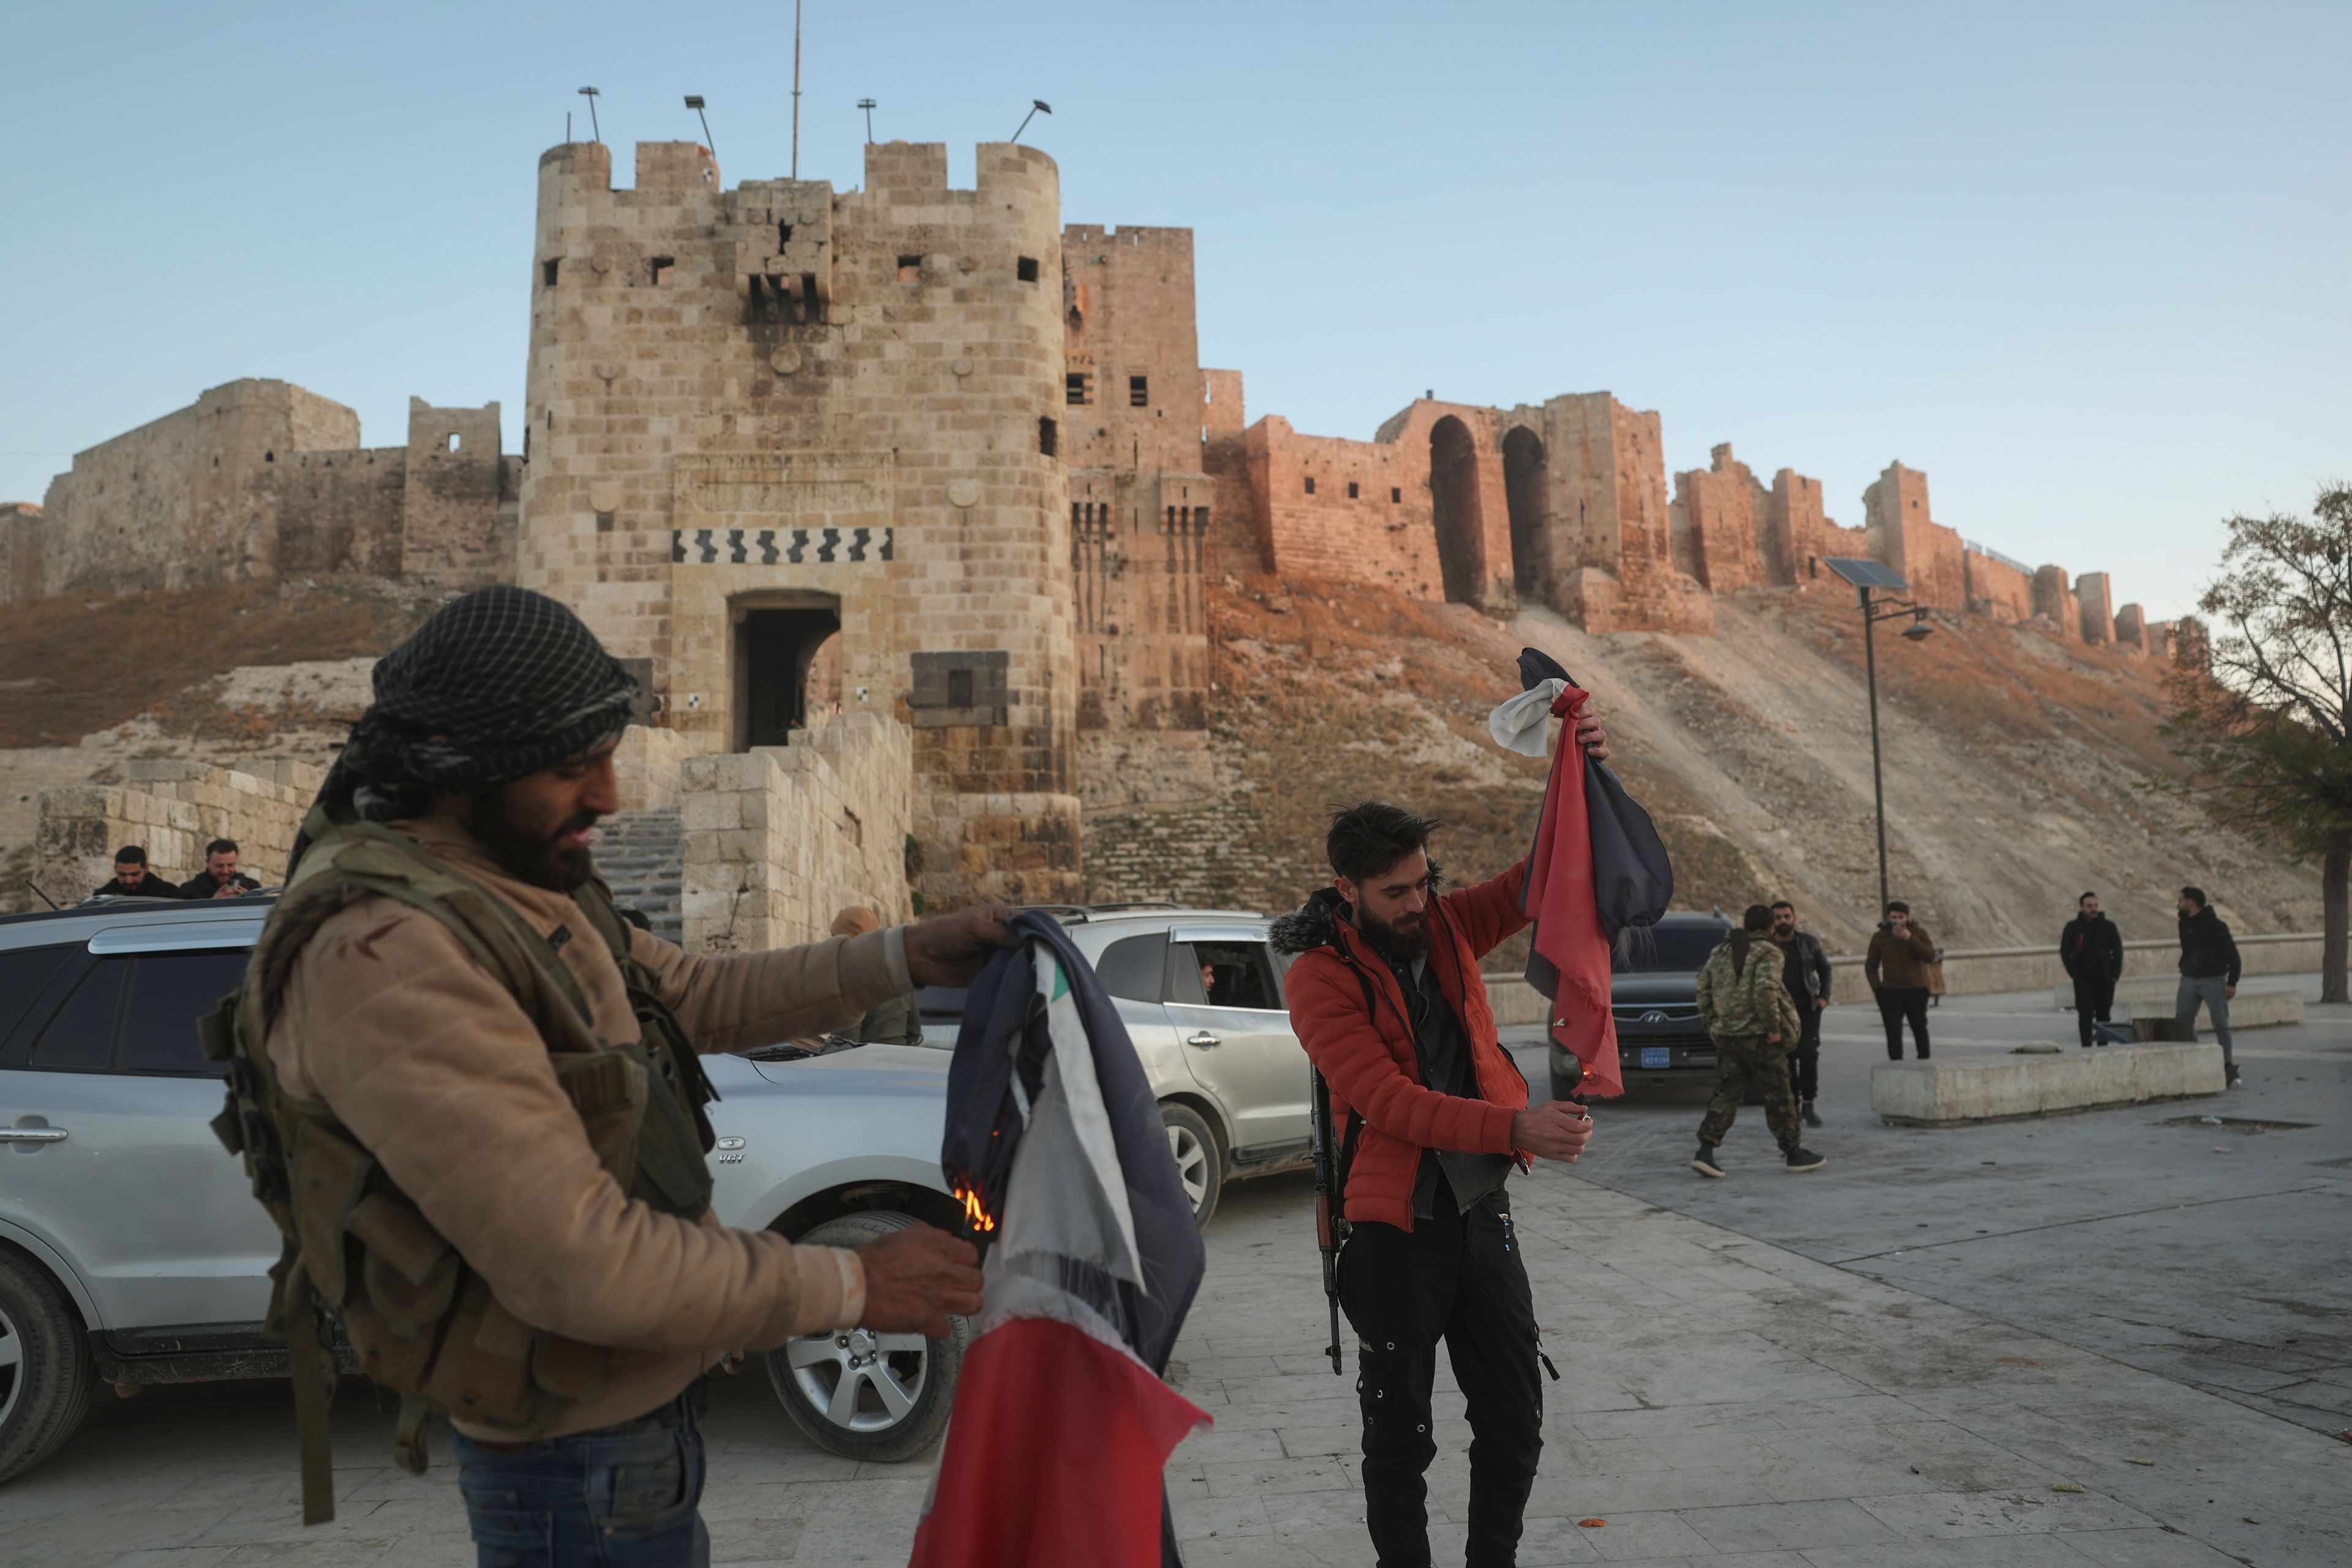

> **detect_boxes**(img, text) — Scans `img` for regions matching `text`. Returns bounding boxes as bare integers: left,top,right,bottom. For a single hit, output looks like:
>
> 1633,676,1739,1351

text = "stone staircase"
596,808,683,943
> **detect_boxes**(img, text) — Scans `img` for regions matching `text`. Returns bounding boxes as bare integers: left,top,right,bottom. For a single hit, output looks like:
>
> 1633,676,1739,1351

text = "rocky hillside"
1186,574,2317,958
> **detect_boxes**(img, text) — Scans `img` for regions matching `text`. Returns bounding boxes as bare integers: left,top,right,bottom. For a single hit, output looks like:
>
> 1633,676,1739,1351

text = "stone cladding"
34,759,321,896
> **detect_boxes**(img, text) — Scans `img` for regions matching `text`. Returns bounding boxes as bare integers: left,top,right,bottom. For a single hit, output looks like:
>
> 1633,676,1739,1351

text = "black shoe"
1784,1147,1826,1173
1691,1143,1725,1178
2226,1063,2242,1087
1801,1102,1823,1129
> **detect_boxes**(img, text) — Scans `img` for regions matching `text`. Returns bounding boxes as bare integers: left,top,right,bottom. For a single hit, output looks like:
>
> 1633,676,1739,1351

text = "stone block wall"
679,713,914,954
2075,571,2115,645
34,759,322,897
1673,444,1768,590
1242,415,1444,599
2033,565,2080,637
0,503,40,604
1865,462,1965,609
12,377,514,603
612,723,695,812
1964,548,2035,622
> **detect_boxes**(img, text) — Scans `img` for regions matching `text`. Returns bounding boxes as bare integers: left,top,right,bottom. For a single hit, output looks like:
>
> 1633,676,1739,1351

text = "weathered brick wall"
34,759,322,897
2074,571,2115,645
272,447,408,578
613,723,695,812
1963,548,2034,622
0,503,41,605
1673,444,1767,590
1864,462,1966,609
1515,393,1713,635
521,138,1077,906
679,713,914,953
2033,564,2080,636
1243,415,1444,598
2114,601,2149,654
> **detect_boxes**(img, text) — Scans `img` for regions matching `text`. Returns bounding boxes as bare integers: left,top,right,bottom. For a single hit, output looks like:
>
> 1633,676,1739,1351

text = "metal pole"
791,0,803,179
1862,586,1890,914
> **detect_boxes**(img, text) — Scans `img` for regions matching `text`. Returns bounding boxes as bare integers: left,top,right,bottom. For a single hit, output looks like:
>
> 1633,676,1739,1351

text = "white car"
916,906,1313,1227
0,895,970,1481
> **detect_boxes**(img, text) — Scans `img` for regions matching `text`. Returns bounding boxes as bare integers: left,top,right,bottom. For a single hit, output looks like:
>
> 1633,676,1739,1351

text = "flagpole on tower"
791,0,803,179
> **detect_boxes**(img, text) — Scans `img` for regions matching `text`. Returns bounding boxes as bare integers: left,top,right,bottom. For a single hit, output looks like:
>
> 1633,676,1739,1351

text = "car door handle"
1186,1031,1220,1049
0,1128,68,1144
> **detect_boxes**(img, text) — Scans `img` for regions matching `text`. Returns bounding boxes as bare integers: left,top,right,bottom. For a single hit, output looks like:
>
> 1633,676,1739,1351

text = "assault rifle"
1309,1067,1357,1375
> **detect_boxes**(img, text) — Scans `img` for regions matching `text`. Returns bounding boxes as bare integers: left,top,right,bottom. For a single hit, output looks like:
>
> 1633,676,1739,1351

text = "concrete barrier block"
2053,981,2304,1028
1872,1042,2224,1125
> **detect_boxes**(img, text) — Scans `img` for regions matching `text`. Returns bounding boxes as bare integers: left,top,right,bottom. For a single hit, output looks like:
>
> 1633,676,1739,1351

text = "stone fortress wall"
0,380,515,602
5,134,2184,929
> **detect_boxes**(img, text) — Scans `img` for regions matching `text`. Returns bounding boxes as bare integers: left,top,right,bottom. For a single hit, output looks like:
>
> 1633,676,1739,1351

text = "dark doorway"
735,600,842,749
1502,426,1548,598
1428,415,1482,605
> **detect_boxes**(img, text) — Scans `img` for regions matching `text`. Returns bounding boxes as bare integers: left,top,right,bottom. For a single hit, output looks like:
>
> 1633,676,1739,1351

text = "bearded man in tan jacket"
257,587,999,1566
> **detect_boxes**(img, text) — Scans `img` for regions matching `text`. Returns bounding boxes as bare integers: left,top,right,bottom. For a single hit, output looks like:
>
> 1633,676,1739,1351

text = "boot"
1691,1142,1725,1178
1801,1101,1822,1129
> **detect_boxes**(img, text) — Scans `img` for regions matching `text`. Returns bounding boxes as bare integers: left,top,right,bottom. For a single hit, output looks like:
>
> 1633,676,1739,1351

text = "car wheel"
0,1249,94,1485
767,1211,965,1463
1161,1102,1223,1229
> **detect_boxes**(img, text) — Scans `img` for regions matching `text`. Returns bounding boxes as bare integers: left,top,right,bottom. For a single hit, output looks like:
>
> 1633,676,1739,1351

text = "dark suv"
1549,912,1733,1099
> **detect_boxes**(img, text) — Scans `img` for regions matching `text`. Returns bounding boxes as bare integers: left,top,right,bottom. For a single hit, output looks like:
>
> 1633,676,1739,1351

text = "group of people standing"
2063,885,2245,1087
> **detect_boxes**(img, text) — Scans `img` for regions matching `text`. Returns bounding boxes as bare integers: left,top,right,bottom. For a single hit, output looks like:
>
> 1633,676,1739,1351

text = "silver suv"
916,907,1311,1226
0,895,978,1484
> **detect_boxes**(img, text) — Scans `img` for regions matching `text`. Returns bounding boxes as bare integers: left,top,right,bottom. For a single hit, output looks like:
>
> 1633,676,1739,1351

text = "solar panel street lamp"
685,96,717,166
1823,557,1936,913
1011,99,1052,143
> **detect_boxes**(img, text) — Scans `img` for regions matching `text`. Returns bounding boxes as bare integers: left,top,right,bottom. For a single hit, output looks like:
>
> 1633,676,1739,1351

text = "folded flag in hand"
1498,647,1675,1099
909,911,1210,1568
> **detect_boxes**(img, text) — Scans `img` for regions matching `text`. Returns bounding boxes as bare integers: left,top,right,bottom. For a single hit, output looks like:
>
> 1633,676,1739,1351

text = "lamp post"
685,96,717,167
576,86,601,144
1823,559,1934,914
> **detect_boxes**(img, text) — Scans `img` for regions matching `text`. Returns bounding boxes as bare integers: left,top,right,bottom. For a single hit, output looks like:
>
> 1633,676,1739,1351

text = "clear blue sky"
4,1,2345,620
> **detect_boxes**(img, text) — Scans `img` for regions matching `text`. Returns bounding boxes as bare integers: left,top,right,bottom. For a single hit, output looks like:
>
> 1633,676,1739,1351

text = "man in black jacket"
2176,886,2243,1087
2060,892,2125,1048
93,845,178,899
178,839,262,899
1770,900,1831,1126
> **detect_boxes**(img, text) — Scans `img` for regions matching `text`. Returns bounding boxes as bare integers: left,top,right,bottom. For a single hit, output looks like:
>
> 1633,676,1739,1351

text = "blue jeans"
453,1396,707,1568
2176,975,2233,1064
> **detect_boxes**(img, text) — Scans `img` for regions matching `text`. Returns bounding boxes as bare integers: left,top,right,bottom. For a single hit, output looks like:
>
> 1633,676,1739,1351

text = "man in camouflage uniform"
1691,905,1825,1177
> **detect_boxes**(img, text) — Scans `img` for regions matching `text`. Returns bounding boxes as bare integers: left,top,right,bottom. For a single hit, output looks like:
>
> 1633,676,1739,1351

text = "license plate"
1640,1046,1672,1069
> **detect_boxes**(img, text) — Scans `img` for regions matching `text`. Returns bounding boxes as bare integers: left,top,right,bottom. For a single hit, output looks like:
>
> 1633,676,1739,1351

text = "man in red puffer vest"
1275,793,1604,1568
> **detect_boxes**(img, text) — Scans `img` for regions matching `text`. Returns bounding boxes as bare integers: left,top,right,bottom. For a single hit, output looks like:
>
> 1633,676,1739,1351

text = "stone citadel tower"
521,138,1079,907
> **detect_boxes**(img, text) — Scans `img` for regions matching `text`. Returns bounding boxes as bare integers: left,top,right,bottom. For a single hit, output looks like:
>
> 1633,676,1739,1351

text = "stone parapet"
612,723,695,813
34,760,321,897
678,714,914,955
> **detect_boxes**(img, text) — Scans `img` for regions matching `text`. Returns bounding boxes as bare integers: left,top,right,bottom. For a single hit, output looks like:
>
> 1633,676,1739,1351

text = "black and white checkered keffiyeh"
322,586,638,828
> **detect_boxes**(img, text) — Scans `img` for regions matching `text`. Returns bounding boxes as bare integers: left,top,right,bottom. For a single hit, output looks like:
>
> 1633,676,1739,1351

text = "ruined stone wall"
2075,572,2115,646
34,758,322,896
1242,415,1443,598
272,447,408,578
520,138,1079,907
16,378,513,603
1864,462,1965,609
2114,602,2149,654
401,399,513,588
2033,565,2081,636
1963,548,2035,622
679,713,913,953
1504,393,1711,635
0,503,41,605
1673,444,1767,590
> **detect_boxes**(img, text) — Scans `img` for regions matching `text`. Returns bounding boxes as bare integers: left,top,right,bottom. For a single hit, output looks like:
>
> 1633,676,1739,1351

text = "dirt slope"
1197,575,2316,957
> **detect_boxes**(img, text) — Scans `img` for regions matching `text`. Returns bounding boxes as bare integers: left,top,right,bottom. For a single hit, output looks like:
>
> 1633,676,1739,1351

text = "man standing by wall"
2060,892,2125,1048
1692,905,1820,1177
179,839,262,899
95,845,177,899
1769,900,1830,1127
1866,900,1936,1060
2176,886,2242,1087
1277,791,1603,1568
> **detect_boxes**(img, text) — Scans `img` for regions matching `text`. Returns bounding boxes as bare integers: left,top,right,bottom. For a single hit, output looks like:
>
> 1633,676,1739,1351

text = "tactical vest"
201,804,718,1525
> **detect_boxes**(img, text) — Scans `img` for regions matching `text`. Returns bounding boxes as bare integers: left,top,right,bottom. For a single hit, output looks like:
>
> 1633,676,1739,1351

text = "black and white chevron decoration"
670,527,894,565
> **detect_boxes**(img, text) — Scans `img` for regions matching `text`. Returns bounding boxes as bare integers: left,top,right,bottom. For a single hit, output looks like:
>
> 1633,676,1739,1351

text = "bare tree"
2162,484,2352,1001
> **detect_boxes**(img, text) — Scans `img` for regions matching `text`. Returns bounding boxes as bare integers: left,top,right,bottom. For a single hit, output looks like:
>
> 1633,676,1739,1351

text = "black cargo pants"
1338,1188,1542,1568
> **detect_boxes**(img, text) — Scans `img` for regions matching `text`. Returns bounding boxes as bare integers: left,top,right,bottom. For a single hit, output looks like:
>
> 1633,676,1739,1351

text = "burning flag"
910,912,1210,1568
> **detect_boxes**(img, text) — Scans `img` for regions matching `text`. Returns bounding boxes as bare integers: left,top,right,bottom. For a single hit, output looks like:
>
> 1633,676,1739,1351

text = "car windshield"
1614,925,1729,974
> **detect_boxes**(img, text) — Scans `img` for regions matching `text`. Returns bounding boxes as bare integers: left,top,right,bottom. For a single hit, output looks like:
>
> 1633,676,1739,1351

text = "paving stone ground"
4,984,2349,1566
